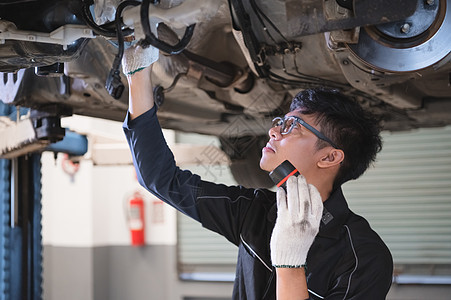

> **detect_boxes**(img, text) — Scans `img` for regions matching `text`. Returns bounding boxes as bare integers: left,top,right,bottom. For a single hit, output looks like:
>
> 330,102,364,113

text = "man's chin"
259,158,274,172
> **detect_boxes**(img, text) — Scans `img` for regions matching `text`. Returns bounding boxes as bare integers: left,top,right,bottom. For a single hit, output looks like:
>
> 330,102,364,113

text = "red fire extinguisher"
127,192,145,246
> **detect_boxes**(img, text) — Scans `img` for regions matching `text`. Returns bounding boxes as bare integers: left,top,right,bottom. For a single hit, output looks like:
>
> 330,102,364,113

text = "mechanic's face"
260,110,327,178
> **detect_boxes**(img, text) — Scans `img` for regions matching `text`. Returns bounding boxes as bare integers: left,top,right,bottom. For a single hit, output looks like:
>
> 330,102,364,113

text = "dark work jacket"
123,107,393,300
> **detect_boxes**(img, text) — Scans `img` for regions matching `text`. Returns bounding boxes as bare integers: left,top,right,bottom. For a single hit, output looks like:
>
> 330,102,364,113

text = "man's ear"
317,149,344,169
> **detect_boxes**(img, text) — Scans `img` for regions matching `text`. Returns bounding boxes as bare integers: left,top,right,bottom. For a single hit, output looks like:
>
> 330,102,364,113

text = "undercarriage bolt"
401,23,411,33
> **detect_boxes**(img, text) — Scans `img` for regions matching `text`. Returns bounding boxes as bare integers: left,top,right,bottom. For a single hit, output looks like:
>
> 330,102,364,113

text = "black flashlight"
269,160,300,190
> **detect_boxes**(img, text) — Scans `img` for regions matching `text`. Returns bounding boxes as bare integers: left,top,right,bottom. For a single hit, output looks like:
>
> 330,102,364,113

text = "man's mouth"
263,143,275,153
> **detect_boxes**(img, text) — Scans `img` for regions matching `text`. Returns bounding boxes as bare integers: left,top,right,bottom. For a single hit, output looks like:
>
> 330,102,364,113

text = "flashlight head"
269,160,300,190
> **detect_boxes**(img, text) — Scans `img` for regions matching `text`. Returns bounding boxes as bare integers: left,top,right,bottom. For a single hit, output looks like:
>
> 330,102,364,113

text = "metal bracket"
285,0,418,37
0,105,68,159
0,22,95,50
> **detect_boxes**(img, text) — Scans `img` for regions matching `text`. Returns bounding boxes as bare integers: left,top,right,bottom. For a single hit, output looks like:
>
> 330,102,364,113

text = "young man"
122,46,393,299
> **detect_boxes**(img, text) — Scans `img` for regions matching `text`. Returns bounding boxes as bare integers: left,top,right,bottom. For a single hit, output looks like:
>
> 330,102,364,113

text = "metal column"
0,103,43,300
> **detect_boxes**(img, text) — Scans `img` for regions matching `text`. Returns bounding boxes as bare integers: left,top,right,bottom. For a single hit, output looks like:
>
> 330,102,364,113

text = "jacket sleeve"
195,180,274,246
122,107,273,246
123,107,202,221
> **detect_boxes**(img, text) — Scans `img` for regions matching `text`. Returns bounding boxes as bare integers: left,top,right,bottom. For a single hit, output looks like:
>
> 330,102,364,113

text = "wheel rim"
347,0,451,72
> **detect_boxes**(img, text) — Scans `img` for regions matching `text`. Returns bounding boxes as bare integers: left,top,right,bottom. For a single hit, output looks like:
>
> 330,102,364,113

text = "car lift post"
0,102,87,300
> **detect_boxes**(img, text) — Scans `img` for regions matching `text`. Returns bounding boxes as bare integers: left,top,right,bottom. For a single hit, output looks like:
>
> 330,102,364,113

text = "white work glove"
270,175,323,268
122,43,159,76
122,22,159,76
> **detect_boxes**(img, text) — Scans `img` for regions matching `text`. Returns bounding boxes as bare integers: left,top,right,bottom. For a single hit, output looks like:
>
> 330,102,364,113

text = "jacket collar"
318,187,350,239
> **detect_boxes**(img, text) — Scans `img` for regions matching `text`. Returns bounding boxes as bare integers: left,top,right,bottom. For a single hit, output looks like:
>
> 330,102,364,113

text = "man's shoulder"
345,212,393,262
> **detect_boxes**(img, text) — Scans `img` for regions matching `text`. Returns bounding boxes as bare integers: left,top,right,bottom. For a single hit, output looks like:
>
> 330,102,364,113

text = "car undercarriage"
1,0,450,186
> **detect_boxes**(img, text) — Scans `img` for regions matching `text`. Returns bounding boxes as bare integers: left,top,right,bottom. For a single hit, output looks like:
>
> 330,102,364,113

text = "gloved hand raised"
122,22,159,76
122,43,159,76
270,175,323,268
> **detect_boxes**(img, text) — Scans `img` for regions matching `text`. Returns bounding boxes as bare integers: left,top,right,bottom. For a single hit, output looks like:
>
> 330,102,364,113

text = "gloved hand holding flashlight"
270,175,323,268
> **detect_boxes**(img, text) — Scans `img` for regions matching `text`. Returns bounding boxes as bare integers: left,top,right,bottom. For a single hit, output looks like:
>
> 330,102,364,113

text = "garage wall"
41,151,177,299
40,116,233,300
343,126,451,265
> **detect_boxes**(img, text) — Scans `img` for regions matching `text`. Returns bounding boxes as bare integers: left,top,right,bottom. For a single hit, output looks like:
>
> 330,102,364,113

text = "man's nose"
269,126,282,140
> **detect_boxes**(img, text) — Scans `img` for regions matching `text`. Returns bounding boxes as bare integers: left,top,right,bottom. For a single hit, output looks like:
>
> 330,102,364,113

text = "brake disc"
346,0,451,72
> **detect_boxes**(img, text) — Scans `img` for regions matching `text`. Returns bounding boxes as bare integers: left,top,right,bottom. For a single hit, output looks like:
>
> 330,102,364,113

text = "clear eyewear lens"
272,117,283,128
281,117,296,134
271,117,297,134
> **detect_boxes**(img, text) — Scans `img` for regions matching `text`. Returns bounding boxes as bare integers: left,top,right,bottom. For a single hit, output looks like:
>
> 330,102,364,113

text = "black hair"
290,88,383,188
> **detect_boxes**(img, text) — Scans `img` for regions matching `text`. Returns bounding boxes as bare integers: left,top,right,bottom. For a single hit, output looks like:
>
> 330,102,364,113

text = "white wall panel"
41,152,94,247
42,116,177,247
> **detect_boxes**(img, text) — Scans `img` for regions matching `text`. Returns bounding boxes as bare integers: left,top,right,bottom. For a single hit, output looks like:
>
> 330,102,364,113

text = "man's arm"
121,45,203,220
271,176,323,300
122,63,260,240
126,65,154,120
276,268,309,299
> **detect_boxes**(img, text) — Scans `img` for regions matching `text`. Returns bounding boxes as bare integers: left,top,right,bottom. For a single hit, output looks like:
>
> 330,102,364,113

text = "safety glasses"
272,116,339,149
